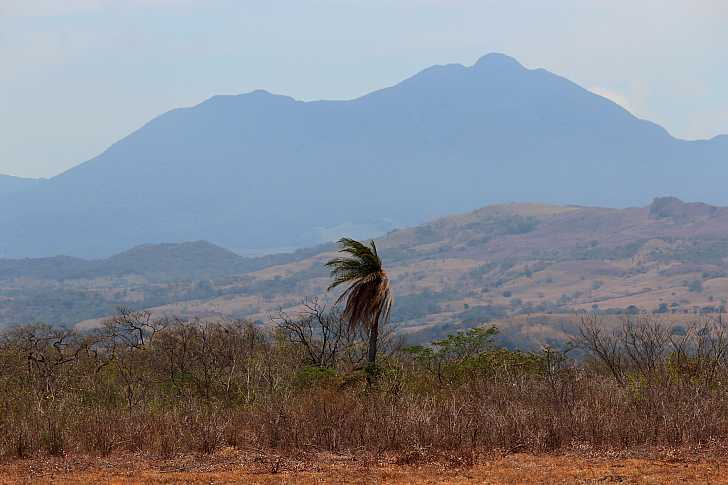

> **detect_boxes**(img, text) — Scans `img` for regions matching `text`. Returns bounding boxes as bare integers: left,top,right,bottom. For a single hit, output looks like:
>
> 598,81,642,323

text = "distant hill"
0,174,44,197
145,196,728,345
6,198,728,346
0,240,329,326
2,53,727,258
0,240,330,282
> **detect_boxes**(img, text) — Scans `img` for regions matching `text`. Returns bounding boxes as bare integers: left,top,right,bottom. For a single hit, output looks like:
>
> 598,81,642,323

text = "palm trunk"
367,306,383,368
367,319,379,367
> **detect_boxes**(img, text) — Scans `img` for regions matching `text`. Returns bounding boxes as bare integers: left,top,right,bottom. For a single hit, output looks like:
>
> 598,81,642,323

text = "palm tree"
326,238,393,370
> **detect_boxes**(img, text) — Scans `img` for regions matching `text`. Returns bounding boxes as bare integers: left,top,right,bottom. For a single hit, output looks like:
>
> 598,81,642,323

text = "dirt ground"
1,447,727,484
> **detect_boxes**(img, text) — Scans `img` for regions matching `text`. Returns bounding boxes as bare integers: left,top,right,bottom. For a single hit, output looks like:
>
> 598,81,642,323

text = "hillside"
127,197,728,345
2,53,728,258
5,197,728,347
0,174,44,197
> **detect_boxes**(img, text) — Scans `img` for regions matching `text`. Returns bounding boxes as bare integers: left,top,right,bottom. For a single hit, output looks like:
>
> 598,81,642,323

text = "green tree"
404,326,546,386
325,238,393,373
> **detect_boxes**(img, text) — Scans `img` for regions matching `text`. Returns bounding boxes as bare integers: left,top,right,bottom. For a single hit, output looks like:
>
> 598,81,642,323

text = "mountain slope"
0,174,44,197
2,53,727,258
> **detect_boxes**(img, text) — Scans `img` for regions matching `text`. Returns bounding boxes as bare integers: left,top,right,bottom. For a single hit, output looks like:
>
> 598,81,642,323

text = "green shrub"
294,366,339,388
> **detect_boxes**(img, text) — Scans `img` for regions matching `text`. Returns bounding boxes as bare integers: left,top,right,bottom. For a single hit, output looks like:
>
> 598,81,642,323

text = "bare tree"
578,314,626,385
274,299,367,369
620,316,669,377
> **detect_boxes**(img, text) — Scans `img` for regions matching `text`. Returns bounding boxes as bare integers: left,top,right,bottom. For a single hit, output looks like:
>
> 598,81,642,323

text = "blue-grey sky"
2,0,727,178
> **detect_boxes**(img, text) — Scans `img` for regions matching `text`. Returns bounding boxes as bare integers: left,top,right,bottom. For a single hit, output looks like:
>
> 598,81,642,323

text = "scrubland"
2,307,728,482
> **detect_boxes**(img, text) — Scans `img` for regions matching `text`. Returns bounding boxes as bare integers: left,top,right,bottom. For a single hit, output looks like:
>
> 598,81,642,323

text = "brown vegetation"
2,307,728,464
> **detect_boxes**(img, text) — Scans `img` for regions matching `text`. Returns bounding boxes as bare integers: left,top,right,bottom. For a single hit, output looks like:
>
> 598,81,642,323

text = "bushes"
403,327,547,387
2,311,728,457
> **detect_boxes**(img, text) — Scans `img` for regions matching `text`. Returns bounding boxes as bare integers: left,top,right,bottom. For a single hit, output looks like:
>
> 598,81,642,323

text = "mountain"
0,174,44,197
2,53,728,258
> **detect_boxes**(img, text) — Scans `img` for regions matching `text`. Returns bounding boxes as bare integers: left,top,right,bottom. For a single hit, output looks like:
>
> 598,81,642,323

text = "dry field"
1,448,727,484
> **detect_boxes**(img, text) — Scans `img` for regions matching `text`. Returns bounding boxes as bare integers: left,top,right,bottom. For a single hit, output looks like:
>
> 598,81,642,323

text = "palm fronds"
325,238,393,332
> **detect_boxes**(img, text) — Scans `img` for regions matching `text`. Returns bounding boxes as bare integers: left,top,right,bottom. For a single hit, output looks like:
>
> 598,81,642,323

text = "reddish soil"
1,448,727,484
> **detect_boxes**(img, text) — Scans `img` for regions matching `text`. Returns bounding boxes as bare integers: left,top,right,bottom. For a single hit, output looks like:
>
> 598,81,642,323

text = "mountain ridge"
2,53,727,258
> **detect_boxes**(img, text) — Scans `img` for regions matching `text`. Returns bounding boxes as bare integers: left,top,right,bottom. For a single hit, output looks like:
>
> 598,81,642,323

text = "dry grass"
4,311,728,482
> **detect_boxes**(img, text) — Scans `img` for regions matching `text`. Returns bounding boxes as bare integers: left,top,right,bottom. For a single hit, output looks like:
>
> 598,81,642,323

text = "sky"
1,0,727,179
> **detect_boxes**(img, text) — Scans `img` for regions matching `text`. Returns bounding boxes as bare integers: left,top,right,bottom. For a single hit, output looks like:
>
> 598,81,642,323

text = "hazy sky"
2,0,727,178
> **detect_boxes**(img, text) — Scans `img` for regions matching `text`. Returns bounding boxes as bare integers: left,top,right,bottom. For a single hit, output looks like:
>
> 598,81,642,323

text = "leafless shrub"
579,314,728,386
578,314,626,385
273,299,367,369
621,316,670,377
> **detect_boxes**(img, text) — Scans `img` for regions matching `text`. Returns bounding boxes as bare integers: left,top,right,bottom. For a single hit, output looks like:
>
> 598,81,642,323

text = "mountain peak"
247,89,274,97
473,52,525,70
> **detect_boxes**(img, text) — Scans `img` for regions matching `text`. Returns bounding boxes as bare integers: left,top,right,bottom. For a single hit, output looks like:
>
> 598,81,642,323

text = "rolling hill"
0,240,329,282
5,197,728,348
2,53,727,258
